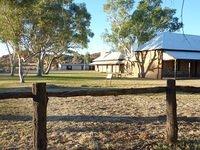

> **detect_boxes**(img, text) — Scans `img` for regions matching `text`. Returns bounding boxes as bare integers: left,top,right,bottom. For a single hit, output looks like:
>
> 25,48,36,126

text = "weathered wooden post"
166,79,178,145
32,83,48,150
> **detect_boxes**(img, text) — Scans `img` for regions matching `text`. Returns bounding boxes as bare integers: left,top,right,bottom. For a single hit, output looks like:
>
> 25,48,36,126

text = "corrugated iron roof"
138,32,200,52
163,51,200,60
93,52,125,62
90,60,124,65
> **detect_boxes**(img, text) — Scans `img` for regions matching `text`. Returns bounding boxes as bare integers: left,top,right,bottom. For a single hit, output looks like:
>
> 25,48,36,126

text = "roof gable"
93,52,110,61
93,52,125,62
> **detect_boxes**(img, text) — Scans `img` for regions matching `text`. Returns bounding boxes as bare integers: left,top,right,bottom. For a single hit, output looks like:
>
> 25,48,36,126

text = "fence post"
32,83,48,150
166,79,178,145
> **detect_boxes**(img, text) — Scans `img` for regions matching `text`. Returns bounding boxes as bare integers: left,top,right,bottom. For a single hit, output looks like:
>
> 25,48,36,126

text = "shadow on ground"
0,114,199,123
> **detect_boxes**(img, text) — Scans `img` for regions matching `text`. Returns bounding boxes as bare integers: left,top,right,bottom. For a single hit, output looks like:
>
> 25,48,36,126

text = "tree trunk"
6,42,16,76
9,53,15,76
36,58,43,77
36,52,45,77
10,63,15,76
137,62,145,78
44,57,56,75
17,54,24,83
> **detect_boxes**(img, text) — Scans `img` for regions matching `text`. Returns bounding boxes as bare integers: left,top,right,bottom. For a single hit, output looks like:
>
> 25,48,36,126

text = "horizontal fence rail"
47,87,166,97
0,86,200,100
0,92,33,99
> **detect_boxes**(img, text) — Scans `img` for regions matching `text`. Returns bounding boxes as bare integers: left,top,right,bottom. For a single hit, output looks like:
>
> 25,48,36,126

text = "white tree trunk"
36,58,43,77
36,52,45,77
18,54,24,83
6,42,16,76
10,63,15,76
44,57,55,75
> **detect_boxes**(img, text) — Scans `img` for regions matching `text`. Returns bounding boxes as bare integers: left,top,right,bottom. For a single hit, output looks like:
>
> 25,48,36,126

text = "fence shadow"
0,114,199,123
48,115,166,123
0,114,32,121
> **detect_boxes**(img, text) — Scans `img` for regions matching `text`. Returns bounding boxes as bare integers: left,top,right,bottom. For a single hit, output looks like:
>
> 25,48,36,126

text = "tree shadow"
0,114,199,123
0,114,32,121
135,50,163,79
47,115,167,123
177,139,200,149
0,114,200,141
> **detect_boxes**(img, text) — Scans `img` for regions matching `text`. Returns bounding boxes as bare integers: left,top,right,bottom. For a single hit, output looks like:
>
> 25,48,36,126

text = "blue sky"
0,0,200,56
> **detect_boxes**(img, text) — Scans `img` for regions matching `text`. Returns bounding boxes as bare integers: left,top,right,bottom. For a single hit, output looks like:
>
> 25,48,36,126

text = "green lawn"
0,71,200,90
0,71,106,89
0,71,158,89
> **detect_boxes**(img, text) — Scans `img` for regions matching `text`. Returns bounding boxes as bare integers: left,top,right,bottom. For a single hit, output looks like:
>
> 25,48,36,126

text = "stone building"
91,52,125,73
132,32,200,79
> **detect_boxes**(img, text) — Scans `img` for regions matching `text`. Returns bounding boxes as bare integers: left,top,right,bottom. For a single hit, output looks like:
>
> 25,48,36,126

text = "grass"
0,71,106,89
1,71,200,90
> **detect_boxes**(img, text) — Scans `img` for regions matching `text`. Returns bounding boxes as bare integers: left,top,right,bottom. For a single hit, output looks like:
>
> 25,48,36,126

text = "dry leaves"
0,93,200,149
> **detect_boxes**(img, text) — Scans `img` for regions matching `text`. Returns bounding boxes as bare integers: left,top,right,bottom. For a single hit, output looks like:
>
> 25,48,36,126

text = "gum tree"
0,0,32,82
0,0,93,82
27,1,93,76
104,0,183,77
103,0,183,54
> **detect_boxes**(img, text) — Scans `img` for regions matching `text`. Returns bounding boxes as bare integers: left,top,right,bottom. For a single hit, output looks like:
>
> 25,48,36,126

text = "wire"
180,0,185,34
180,0,192,47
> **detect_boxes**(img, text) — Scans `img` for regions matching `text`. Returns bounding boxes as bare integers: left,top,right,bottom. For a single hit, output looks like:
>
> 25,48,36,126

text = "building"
132,32,200,79
58,63,93,70
91,52,125,73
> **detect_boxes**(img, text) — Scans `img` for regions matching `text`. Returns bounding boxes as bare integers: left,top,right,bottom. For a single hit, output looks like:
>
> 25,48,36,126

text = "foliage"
84,52,92,64
0,0,33,82
103,0,135,55
71,51,84,64
0,0,93,79
24,0,94,76
90,52,100,60
58,51,92,64
128,0,183,44
0,0,29,49
25,0,94,53
103,0,183,54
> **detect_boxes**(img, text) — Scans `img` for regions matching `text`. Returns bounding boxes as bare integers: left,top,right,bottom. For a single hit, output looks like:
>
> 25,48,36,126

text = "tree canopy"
103,0,183,55
0,0,93,81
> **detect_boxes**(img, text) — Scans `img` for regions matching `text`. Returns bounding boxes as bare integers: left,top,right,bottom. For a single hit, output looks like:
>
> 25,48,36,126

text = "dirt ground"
0,93,200,149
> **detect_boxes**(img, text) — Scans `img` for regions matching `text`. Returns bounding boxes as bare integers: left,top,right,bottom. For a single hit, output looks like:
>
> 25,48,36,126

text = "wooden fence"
0,79,200,150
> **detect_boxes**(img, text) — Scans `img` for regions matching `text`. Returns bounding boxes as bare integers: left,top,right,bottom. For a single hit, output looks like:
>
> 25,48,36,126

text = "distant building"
91,51,125,73
58,63,94,70
132,32,200,79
